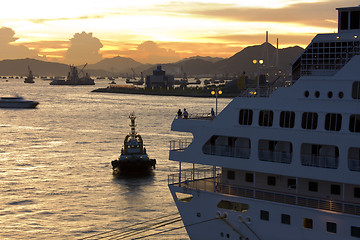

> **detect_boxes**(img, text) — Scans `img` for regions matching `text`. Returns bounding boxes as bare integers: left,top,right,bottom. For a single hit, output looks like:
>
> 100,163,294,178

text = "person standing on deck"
177,109,182,119
183,108,188,119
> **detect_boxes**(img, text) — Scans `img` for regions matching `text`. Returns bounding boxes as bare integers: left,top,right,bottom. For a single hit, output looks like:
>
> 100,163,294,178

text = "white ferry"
0,96,38,108
168,6,360,240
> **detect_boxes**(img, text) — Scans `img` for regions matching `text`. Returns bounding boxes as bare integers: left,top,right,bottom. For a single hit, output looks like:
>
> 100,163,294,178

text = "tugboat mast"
129,113,137,138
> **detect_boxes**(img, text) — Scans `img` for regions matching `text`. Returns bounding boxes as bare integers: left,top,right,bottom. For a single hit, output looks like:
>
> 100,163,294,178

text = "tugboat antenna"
129,113,137,137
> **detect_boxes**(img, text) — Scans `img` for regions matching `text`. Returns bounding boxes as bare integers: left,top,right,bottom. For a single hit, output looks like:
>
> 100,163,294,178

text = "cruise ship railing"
168,168,222,192
258,150,292,163
348,158,360,171
202,144,250,159
170,139,193,151
175,113,214,120
202,145,292,163
300,154,338,169
168,169,360,216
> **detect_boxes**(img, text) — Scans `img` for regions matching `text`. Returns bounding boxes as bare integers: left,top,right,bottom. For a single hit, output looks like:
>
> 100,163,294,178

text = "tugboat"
24,66,35,83
111,113,156,176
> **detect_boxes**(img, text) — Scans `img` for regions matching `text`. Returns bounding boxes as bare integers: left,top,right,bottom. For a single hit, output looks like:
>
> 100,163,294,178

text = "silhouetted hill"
0,58,70,76
87,56,143,73
216,42,303,74
177,56,223,63
0,43,304,77
158,59,216,76
151,43,303,76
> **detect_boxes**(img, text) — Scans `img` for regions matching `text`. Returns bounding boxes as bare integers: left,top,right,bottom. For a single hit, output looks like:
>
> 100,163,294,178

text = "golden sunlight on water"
0,78,230,239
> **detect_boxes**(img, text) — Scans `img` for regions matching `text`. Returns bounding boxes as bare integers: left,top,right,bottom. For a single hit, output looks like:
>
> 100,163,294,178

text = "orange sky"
0,0,358,64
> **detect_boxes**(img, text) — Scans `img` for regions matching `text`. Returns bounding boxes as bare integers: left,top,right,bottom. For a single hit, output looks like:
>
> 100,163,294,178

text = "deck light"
253,59,264,91
211,88,222,116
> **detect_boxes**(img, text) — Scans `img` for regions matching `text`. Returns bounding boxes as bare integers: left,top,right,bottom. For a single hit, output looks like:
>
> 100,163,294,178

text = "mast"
276,38,279,68
129,113,137,139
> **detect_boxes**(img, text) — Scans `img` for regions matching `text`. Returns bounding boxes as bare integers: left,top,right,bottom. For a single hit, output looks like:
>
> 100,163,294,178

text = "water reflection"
0,78,230,239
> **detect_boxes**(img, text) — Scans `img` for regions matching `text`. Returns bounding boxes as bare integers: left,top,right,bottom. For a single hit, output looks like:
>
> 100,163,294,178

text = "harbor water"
0,78,230,239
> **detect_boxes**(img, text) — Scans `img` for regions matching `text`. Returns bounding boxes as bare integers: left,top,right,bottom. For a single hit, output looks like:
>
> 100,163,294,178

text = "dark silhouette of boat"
111,113,156,176
50,64,94,85
0,96,38,108
24,66,35,83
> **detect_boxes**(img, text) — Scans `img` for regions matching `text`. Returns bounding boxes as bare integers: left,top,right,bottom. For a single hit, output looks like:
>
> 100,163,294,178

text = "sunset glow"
0,0,358,64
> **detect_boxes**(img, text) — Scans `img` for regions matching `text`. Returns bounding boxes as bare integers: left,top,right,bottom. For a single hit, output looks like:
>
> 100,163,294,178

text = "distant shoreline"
91,86,238,98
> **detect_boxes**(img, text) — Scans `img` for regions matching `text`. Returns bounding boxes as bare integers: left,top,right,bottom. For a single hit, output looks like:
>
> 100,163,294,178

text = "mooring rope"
238,216,262,240
131,215,226,240
220,217,248,239
79,212,180,240
80,212,226,240
112,217,183,240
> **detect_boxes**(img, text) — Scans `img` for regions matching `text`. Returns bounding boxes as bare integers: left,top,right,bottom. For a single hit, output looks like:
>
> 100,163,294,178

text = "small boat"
24,66,35,83
0,96,39,108
111,113,156,176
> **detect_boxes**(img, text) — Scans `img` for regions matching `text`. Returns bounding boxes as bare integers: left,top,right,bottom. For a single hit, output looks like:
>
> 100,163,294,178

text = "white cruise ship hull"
169,184,358,240
167,5,360,240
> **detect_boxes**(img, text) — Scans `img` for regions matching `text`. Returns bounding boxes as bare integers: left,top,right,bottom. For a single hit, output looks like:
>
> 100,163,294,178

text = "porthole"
315,91,320,98
304,91,309,98
328,91,333,98
339,92,344,99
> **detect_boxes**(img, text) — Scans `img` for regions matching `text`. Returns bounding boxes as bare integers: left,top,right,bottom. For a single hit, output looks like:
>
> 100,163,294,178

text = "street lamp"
211,88,222,115
252,59,264,91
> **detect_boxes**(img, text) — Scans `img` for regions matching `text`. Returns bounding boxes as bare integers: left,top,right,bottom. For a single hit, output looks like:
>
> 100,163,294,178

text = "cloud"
118,41,181,64
187,1,343,28
159,41,242,59
206,33,314,47
28,15,105,24
22,40,69,62
0,27,40,60
64,31,103,65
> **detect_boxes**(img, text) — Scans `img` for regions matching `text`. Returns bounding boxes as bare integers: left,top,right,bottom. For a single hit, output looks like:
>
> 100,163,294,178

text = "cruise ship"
168,6,360,240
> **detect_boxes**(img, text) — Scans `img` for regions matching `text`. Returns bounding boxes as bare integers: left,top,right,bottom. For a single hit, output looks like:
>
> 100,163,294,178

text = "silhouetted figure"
211,108,215,117
177,109,182,119
183,108,188,119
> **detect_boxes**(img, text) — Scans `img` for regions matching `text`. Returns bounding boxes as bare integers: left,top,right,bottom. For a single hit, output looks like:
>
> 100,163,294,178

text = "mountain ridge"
0,42,304,77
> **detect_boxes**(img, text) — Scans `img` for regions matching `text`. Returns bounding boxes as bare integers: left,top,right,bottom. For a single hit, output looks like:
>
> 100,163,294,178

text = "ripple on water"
7,200,34,205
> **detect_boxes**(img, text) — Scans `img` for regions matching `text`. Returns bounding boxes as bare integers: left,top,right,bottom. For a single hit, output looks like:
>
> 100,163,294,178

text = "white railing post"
179,161,182,187
213,166,216,192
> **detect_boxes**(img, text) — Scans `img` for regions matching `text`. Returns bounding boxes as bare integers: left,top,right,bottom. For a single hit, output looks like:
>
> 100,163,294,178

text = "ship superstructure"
168,6,360,240
292,6,360,80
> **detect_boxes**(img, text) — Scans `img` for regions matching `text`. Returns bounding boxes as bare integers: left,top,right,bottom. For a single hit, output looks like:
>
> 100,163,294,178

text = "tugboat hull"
111,158,156,177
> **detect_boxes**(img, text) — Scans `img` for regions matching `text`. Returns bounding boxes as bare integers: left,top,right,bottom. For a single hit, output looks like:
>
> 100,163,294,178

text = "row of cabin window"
239,109,360,132
204,135,360,171
260,209,360,237
228,171,360,198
